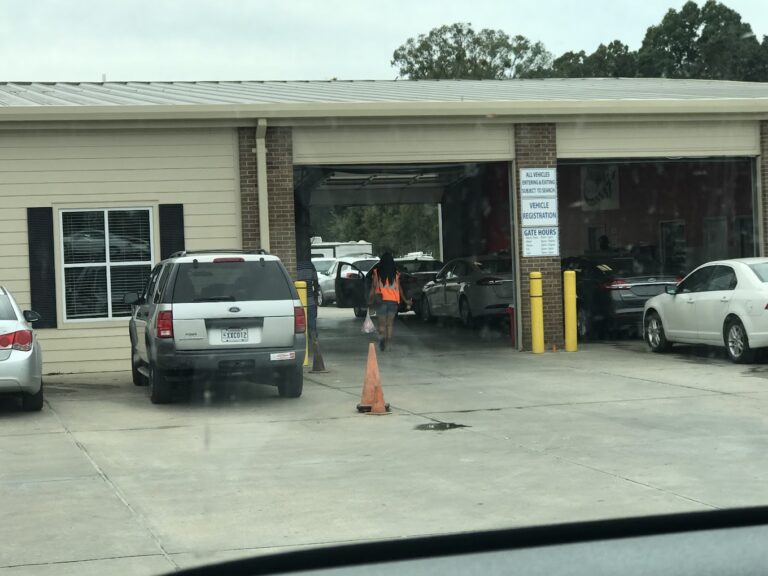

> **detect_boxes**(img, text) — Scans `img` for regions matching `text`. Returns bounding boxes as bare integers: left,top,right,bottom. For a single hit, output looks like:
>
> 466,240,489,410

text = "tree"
311,205,440,258
586,41,638,78
391,22,551,79
637,0,767,81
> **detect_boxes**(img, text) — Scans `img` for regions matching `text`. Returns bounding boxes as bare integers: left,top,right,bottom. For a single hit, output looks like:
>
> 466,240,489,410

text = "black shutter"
27,208,57,328
159,204,185,259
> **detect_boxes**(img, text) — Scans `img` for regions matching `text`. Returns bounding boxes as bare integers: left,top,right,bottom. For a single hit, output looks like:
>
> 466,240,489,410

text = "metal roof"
0,79,766,122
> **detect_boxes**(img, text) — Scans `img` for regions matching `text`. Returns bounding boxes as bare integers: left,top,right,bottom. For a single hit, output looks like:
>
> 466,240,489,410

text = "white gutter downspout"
256,118,270,252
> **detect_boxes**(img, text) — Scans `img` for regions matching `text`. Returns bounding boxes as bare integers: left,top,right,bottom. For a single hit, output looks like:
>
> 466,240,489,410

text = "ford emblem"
229,307,241,313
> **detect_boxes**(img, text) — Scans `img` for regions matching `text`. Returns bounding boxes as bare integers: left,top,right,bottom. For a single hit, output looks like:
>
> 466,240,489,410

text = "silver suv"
126,251,306,404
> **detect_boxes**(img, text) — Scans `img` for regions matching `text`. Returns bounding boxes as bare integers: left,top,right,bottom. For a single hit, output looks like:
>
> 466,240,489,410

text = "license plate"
221,328,248,343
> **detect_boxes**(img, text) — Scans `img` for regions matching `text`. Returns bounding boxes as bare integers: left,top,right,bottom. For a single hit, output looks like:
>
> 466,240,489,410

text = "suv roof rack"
168,249,269,258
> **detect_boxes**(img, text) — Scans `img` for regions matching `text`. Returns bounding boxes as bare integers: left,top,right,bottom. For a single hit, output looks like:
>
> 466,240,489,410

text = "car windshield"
6,2,768,575
172,261,291,302
0,295,16,321
312,260,334,274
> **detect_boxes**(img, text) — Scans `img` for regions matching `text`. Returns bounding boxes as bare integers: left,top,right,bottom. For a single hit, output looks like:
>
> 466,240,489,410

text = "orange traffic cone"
368,376,390,415
310,335,328,373
356,342,390,414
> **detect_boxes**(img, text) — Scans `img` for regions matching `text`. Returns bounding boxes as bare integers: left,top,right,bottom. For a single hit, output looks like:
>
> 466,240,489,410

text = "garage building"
0,79,766,373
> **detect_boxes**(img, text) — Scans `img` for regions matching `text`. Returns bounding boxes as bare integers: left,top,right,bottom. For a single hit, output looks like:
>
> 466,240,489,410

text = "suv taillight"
0,330,33,352
294,306,306,334
157,311,174,338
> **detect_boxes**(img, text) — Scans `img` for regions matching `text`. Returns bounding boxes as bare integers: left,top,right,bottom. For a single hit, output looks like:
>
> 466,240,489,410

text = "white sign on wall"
520,168,557,198
519,168,559,257
522,226,560,257
520,197,558,227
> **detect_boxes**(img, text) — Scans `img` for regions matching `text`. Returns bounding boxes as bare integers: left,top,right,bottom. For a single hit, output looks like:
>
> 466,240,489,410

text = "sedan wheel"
644,312,672,353
577,307,591,340
725,318,754,364
459,297,474,328
421,296,434,323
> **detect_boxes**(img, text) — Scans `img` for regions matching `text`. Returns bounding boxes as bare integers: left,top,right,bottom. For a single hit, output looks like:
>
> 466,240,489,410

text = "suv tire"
277,365,303,398
149,363,173,404
21,381,44,412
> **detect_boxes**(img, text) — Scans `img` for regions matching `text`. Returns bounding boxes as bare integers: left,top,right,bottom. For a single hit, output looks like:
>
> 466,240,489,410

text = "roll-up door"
557,121,759,158
293,124,514,164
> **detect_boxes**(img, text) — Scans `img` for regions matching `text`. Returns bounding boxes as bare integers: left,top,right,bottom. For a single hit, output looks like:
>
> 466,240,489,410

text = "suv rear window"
0,295,16,320
171,261,292,303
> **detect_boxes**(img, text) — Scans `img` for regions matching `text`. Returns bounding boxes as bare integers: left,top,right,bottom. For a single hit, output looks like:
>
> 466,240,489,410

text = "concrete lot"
2,307,768,575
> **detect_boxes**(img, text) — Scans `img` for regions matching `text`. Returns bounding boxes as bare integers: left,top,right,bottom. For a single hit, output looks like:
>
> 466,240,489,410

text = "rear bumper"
153,335,306,376
0,350,42,395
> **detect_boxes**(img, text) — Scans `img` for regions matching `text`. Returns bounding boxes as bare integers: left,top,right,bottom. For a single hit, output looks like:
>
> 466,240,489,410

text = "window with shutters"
60,208,154,320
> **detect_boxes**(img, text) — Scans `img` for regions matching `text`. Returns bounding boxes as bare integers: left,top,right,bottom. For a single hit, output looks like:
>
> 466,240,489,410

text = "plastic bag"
362,311,376,334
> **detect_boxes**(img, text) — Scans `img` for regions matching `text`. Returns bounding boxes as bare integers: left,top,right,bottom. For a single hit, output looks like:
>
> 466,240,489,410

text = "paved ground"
2,307,768,575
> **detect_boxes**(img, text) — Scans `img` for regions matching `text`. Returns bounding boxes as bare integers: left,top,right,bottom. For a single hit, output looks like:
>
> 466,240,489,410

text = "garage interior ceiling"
297,164,473,207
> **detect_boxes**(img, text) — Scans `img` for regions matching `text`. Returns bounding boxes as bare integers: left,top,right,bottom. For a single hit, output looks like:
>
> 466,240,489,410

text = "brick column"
514,124,564,351
238,128,260,251
761,121,768,257
266,127,297,278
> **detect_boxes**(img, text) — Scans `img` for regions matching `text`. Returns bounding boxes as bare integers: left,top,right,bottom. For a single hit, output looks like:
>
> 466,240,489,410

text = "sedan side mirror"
23,310,41,323
123,292,143,305
665,285,677,295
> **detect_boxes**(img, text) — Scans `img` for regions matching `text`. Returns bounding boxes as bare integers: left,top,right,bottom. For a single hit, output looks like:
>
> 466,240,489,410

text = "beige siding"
293,124,515,164
0,127,241,374
557,120,760,158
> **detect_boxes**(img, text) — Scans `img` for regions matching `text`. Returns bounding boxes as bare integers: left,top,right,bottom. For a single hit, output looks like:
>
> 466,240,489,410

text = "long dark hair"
378,252,397,285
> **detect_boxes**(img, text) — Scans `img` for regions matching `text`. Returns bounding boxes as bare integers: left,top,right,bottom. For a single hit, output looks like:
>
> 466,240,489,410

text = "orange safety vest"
374,269,400,303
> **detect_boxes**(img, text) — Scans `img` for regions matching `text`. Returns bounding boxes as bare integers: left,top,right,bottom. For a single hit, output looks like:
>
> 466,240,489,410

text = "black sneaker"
379,339,386,352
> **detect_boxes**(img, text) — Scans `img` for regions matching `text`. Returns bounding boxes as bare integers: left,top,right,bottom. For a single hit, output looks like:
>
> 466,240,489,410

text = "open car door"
335,261,367,308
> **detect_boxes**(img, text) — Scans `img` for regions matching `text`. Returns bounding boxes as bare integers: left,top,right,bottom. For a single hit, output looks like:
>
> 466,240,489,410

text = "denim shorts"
376,301,398,318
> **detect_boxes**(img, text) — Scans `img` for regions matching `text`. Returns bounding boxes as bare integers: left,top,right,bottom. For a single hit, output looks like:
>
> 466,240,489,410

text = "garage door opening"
558,157,757,339
293,162,516,350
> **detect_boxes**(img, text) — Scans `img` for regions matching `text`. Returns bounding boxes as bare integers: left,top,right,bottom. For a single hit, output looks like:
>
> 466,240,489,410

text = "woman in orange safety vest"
368,252,411,351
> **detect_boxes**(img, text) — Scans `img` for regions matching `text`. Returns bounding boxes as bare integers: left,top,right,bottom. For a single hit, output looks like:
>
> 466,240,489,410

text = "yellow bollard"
530,272,545,354
294,281,309,366
563,270,577,352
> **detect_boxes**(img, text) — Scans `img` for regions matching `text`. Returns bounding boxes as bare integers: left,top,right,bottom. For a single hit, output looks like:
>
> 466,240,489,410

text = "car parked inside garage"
420,255,515,326
0,286,43,411
644,258,768,363
562,254,679,339
318,256,378,307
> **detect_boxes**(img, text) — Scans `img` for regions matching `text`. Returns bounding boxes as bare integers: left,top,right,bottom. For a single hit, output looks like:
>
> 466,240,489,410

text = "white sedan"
643,258,768,363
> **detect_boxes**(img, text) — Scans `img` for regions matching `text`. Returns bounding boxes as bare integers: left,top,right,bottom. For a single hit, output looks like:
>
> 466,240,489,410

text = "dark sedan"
563,254,680,339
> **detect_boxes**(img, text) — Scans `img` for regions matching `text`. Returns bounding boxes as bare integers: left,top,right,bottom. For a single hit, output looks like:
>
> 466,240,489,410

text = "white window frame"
59,207,155,323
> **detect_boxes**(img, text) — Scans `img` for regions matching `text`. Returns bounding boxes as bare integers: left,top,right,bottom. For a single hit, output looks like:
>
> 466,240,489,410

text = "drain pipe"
255,118,270,252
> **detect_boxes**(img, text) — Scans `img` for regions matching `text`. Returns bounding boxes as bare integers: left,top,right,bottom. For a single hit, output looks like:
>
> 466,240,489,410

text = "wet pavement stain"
414,422,469,431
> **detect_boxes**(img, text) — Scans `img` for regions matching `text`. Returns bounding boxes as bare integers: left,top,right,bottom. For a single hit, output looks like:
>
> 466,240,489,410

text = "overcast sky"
0,0,766,82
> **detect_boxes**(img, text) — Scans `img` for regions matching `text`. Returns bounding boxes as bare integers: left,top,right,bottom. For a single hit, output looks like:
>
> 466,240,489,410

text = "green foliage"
552,41,637,78
637,0,766,80
393,3,768,82
391,22,552,80
311,205,440,258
